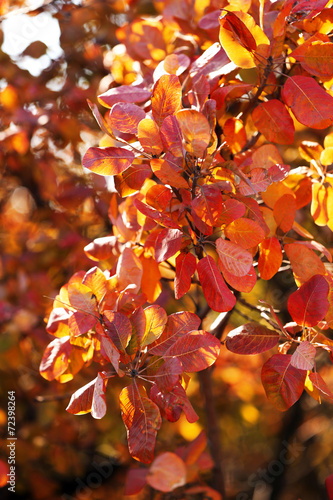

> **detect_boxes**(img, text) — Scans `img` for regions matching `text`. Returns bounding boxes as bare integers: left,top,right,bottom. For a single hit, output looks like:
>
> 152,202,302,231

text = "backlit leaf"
258,237,283,280
98,85,151,108
155,358,183,392
146,184,172,211
102,311,132,352
150,158,189,189
261,354,306,411
223,117,247,153
226,322,279,354
119,383,161,463
197,256,236,312
174,252,197,300
225,218,265,249
155,228,183,263
304,42,333,79
150,382,198,423
284,243,325,284
66,372,110,419
176,109,211,157
138,118,164,155
291,341,316,371
83,147,134,176
273,194,297,233
252,100,294,145
147,452,187,492
140,255,162,304
150,311,201,356
221,264,257,293
192,184,223,226
134,198,181,229
160,115,183,158
108,102,145,134
142,305,168,347
216,238,253,277
282,76,333,129
287,274,329,327
152,75,182,128
164,331,220,372
309,372,333,402
40,336,72,381
116,247,143,293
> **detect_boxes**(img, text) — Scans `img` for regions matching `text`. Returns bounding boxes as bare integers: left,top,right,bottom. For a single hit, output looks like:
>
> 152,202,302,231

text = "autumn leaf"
258,237,283,280
40,336,72,381
147,452,187,492
174,252,197,299
287,275,329,327
154,228,183,263
107,102,145,134
261,354,306,411
141,305,168,347
83,147,135,176
151,75,182,128
226,322,280,355
66,372,111,418
197,256,236,312
150,311,201,356
291,341,316,371
98,85,151,108
216,238,253,277
252,100,295,145
176,109,211,157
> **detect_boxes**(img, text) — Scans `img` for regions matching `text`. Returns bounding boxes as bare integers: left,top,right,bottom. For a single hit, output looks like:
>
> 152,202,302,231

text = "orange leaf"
66,372,110,418
176,109,211,157
142,305,168,347
140,255,162,303
83,147,134,176
223,117,247,153
258,237,283,280
216,238,253,277
151,74,182,128
225,218,265,249
40,336,72,381
146,184,172,211
273,194,297,233
192,185,223,226
220,264,257,293
150,157,189,189
138,118,164,155
284,243,325,284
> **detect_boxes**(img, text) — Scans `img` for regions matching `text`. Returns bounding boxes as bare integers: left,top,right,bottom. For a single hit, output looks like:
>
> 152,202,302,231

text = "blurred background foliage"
0,0,333,499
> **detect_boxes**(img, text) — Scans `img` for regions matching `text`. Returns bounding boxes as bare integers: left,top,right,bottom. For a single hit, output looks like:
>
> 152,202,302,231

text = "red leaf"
219,198,246,225
40,336,72,381
164,330,220,372
226,322,279,354
124,468,148,496
150,382,198,423
261,354,306,411
108,102,145,134
147,452,187,492
174,252,197,300
287,275,329,327
83,147,134,176
291,341,316,371
98,85,151,108
66,372,110,419
160,115,183,158
225,218,266,249
197,256,236,312
258,237,283,280
46,307,71,336
84,236,120,261
282,76,333,129
176,109,211,157
102,311,132,352
192,185,223,226
152,74,182,128
216,238,253,277
150,311,201,356
252,100,294,145
309,372,333,403
115,163,152,196
155,358,183,392
221,264,257,293
151,157,189,189
134,198,181,229
155,228,183,263
273,194,297,233
325,474,333,500
119,383,161,463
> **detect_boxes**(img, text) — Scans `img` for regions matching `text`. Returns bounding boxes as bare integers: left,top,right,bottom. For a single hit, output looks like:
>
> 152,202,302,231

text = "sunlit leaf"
291,341,316,371
150,311,201,356
282,76,333,129
142,305,168,347
258,237,283,280
152,75,182,128
309,372,333,402
98,85,151,108
197,256,236,312
138,118,164,155
108,102,145,134
150,382,198,423
83,147,134,176
252,100,295,145
174,252,197,300
216,237,253,277
176,109,211,157
192,185,223,226
225,218,265,249
119,383,161,463
155,228,183,263
261,354,306,411
66,372,110,418
287,274,329,327
226,322,280,354
102,311,133,352
40,336,72,381
273,194,297,233
284,243,325,284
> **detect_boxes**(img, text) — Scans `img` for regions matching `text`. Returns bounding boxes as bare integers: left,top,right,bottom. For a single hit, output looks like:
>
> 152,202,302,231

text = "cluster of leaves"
39,0,333,479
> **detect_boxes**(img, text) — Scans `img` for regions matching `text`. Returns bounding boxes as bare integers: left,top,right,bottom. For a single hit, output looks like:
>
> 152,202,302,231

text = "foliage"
2,0,333,498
